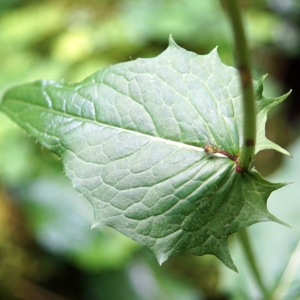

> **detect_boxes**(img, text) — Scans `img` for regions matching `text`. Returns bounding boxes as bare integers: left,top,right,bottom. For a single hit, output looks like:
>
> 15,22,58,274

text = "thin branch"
237,229,270,299
225,0,256,171
225,1,268,296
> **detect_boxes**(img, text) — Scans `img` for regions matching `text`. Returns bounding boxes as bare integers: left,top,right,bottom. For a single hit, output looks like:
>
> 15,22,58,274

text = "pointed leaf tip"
168,34,179,48
210,46,219,53
217,253,238,272
212,239,238,272
270,214,294,231
156,253,169,265
255,74,268,99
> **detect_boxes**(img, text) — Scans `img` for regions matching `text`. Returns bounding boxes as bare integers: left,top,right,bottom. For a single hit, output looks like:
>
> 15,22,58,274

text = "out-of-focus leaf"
20,177,139,271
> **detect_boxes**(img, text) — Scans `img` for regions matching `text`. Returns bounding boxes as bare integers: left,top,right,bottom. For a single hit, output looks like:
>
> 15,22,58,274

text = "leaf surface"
0,37,289,271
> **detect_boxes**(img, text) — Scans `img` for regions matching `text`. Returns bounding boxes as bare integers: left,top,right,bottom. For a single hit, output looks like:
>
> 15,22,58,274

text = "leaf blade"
0,37,290,271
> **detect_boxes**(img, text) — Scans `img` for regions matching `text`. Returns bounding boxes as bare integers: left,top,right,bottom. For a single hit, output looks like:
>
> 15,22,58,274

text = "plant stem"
225,0,256,171
238,229,270,299
225,2,267,296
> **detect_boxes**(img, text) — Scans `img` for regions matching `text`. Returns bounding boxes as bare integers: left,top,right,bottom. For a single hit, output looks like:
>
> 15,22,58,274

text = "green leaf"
0,37,290,271
255,75,291,156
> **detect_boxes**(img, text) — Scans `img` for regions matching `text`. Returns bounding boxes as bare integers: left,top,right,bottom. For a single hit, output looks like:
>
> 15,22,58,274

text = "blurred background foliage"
0,0,300,299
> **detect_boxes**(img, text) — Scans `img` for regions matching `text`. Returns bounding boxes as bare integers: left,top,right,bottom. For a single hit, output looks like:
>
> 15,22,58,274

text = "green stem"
225,0,256,170
238,229,270,299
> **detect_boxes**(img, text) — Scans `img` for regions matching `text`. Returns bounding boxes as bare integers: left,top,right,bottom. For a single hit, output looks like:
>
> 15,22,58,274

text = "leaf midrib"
3,96,214,154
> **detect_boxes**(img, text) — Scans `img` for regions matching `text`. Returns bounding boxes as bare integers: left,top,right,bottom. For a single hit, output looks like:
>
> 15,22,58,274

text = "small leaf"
254,75,291,156
0,37,290,271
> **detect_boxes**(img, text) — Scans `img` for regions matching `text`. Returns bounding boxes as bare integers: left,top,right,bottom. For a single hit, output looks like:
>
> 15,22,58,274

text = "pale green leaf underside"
0,37,289,271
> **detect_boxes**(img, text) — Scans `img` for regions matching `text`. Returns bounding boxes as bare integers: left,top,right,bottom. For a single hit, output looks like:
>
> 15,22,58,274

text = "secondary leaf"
0,37,290,271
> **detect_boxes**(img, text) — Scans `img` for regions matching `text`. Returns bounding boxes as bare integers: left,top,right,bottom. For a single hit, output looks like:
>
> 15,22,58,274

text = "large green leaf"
0,37,290,271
